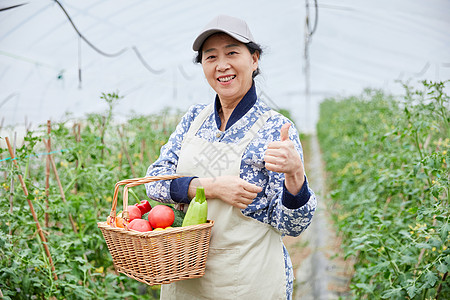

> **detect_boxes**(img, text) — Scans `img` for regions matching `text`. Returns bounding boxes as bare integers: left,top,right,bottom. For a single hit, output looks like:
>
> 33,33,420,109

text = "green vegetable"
182,187,208,227
171,208,186,227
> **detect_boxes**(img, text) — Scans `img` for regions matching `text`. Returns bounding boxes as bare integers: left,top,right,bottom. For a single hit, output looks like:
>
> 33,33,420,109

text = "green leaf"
437,262,448,273
381,287,402,298
406,285,417,298
424,271,438,287
355,283,374,293
408,206,418,214
439,222,449,241
415,243,431,249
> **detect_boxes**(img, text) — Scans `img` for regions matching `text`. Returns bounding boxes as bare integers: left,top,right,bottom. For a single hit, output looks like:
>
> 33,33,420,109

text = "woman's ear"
252,51,260,70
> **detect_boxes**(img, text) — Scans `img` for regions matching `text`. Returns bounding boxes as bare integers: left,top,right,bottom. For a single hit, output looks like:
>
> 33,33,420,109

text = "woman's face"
201,33,259,104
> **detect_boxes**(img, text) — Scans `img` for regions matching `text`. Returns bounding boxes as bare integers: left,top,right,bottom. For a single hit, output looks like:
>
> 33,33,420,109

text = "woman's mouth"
217,75,236,83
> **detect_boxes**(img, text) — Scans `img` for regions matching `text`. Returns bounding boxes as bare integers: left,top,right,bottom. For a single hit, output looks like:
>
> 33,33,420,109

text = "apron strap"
184,103,214,140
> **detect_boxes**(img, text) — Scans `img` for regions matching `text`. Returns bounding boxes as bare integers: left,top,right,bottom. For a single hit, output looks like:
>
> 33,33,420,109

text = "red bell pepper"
135,200,151,215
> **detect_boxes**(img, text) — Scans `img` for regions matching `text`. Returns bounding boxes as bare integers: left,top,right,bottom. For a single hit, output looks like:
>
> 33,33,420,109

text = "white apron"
161,104,287,300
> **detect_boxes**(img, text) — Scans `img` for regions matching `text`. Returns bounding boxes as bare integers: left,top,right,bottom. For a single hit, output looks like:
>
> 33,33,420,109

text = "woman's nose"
216,58,230,71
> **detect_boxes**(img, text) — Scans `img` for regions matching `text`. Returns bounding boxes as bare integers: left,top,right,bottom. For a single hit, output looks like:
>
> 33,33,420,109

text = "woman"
146,15,316,300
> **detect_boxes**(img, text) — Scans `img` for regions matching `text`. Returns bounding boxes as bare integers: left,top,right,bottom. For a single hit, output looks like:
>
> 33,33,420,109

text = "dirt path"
283,134,354,299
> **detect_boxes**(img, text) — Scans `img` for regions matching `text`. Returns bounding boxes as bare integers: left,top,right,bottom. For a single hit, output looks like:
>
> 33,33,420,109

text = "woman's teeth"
218,75,236,82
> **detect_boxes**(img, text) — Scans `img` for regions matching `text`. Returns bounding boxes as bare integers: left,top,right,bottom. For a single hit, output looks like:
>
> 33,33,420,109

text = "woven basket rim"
98,219,214,236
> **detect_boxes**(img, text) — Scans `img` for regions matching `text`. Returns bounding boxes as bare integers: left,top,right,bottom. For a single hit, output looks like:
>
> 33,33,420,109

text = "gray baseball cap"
192,15,256,51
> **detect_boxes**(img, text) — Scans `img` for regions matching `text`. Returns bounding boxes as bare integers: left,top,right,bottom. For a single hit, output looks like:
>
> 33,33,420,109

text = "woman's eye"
206,55,215,60
228,51,237,55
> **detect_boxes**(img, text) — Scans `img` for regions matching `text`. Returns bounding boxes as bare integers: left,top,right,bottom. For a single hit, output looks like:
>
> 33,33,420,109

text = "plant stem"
129,189,141,204
435,272,448,299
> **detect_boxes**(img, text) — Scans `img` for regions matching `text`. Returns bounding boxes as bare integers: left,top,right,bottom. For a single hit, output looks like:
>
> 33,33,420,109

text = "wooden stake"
45,121,51,227
5,137,58,281
43,139,78,234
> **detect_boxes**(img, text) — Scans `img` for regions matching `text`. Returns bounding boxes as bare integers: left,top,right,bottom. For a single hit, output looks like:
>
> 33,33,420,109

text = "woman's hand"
264,123,305,195
188,176,262,209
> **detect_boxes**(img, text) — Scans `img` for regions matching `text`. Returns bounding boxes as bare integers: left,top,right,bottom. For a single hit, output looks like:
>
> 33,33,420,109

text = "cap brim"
192,29,251,51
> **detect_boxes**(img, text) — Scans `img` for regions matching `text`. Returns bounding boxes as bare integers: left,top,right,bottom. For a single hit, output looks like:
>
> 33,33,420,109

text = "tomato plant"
0,92,181,299
317,81,449,299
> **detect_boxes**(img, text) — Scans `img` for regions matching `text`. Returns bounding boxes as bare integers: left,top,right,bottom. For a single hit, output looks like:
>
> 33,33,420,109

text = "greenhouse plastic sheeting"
1,0,449,133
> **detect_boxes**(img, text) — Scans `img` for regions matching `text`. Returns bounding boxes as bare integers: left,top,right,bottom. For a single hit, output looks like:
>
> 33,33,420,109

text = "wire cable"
131,46,165,75
303,0,319,103
53,0,166,75
53,0,127,57
0,3,28,12
305,0,319,37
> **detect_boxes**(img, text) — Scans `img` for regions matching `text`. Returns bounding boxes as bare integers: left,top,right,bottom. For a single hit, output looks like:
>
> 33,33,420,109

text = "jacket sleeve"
243,115,317,237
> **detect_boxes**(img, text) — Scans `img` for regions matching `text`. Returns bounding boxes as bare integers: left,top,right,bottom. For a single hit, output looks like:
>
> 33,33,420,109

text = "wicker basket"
97,175,214,285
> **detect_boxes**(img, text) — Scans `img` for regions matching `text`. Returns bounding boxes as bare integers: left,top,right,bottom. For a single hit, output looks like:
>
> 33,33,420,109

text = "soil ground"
283,135,355,300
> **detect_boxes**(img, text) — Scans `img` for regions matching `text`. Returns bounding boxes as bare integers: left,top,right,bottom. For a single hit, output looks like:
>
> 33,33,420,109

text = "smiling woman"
200,33,259,128
145,14,316,300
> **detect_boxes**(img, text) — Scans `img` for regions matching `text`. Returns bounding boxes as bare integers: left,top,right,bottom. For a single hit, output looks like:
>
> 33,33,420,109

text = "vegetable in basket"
182,186,208,227
148,205,175,229
141,203,186,227
135,200,152,215
128,219,152,232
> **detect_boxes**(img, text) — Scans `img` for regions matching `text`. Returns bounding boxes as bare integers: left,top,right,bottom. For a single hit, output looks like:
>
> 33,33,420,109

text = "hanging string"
78,35,82,89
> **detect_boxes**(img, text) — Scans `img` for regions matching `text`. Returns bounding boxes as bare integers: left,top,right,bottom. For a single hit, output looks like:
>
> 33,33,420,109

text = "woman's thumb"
280,123,291,141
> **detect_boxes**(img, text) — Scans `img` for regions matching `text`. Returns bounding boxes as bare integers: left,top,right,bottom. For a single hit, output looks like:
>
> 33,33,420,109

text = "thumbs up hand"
264,123,305,195
280,122,291,142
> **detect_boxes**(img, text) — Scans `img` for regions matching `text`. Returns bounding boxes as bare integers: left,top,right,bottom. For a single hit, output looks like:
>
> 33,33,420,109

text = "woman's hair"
194,41,263,79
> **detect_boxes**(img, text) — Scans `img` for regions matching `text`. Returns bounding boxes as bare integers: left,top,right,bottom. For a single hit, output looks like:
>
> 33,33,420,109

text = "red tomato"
126,205,142,221
148,205,174,229
128,219,152,232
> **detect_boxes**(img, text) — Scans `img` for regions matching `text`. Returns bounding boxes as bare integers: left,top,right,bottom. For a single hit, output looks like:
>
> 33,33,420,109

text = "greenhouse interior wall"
1,0,449,145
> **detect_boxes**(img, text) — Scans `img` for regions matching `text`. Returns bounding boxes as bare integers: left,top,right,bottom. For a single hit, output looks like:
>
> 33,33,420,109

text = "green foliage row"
0,92,181,299
317,81,449,299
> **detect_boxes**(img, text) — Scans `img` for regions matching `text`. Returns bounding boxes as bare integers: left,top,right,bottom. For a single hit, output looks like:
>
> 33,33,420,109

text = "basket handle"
109,175,184,222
